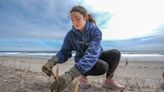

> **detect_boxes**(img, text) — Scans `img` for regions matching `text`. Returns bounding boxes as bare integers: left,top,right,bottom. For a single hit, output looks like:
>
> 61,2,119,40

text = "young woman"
42,5,125,92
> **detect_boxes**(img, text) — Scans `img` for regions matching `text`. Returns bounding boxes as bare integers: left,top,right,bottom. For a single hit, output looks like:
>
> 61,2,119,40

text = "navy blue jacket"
56,21,103,74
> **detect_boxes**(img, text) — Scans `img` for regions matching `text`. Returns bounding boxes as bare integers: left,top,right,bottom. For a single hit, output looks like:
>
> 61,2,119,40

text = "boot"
72,75,91,89
102,77,125,90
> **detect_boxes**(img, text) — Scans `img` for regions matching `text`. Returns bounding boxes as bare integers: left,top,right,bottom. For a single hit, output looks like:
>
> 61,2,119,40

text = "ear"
84,15,88,21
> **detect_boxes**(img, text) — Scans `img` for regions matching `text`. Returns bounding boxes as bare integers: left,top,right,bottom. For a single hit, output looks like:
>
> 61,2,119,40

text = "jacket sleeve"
75,28,102,74
56,32,73,63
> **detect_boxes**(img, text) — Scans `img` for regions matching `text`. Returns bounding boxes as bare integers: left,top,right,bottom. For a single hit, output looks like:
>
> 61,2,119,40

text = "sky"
0,0,164,52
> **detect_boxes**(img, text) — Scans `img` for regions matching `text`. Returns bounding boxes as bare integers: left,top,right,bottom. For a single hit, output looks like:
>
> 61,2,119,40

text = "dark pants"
83,49,121,78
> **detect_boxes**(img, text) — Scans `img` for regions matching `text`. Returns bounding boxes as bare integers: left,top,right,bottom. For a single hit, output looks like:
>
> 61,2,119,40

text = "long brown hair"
70,5,96,24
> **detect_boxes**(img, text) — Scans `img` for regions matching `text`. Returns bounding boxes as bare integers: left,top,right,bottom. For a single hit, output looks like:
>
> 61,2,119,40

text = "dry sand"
0,56,164,92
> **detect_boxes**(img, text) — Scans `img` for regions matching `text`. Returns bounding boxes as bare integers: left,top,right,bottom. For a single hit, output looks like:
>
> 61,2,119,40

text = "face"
70,11,87,31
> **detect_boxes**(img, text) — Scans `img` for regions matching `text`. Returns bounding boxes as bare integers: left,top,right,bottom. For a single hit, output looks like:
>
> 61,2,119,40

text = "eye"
75,17,81,21
71,16,81,23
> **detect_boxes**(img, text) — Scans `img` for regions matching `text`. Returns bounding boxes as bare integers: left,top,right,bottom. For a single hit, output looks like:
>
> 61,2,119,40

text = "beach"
0,55,164,92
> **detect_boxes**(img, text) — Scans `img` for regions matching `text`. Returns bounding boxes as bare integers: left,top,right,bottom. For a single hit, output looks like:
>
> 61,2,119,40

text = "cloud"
0,0,109,51
86,0,164,40
0,0,163,51
0,30,163,51
0,0,78,39
0,0,112,40
102,29,164,51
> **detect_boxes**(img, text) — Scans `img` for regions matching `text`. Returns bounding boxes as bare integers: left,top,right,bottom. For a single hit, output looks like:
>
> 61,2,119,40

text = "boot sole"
102,84,124,90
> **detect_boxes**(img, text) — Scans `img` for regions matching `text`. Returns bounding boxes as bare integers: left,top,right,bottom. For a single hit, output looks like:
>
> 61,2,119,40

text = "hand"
49,72,71,92
42,56,58,76
49,66,81,92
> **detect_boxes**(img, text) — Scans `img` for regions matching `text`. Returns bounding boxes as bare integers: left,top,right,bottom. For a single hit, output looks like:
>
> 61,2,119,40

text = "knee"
111,49,121,58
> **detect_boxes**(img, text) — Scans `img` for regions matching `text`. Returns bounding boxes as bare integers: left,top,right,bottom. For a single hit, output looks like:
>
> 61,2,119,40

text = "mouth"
75,25,79,28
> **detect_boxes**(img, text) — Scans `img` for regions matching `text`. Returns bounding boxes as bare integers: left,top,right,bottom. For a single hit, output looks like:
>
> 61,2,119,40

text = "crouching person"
42,5,125,92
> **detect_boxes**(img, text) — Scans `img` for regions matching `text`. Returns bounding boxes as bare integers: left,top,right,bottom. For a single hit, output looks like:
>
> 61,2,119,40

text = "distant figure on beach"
126,58,128,66
42,5,125,92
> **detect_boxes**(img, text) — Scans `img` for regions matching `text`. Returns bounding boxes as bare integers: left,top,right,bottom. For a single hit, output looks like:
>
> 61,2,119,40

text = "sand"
0,56,164,92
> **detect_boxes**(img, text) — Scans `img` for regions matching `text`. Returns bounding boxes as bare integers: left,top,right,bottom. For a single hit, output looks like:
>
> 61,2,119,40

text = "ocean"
0,51,164,62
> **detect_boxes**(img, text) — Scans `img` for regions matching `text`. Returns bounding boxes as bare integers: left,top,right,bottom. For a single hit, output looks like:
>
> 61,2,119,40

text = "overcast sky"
0,0,164,51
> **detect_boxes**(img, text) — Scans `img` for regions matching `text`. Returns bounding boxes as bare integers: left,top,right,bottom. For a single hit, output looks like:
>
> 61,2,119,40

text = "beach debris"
52,66,59,80
74,77,79,92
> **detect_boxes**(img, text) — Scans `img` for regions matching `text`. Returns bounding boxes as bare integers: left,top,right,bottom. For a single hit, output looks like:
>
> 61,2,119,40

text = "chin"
75,27,81,30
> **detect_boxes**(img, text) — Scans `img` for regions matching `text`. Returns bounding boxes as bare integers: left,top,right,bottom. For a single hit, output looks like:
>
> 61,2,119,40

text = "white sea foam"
0,51,164,62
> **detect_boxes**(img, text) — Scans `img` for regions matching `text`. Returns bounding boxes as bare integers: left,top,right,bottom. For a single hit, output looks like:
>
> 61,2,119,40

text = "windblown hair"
70,5,96,24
